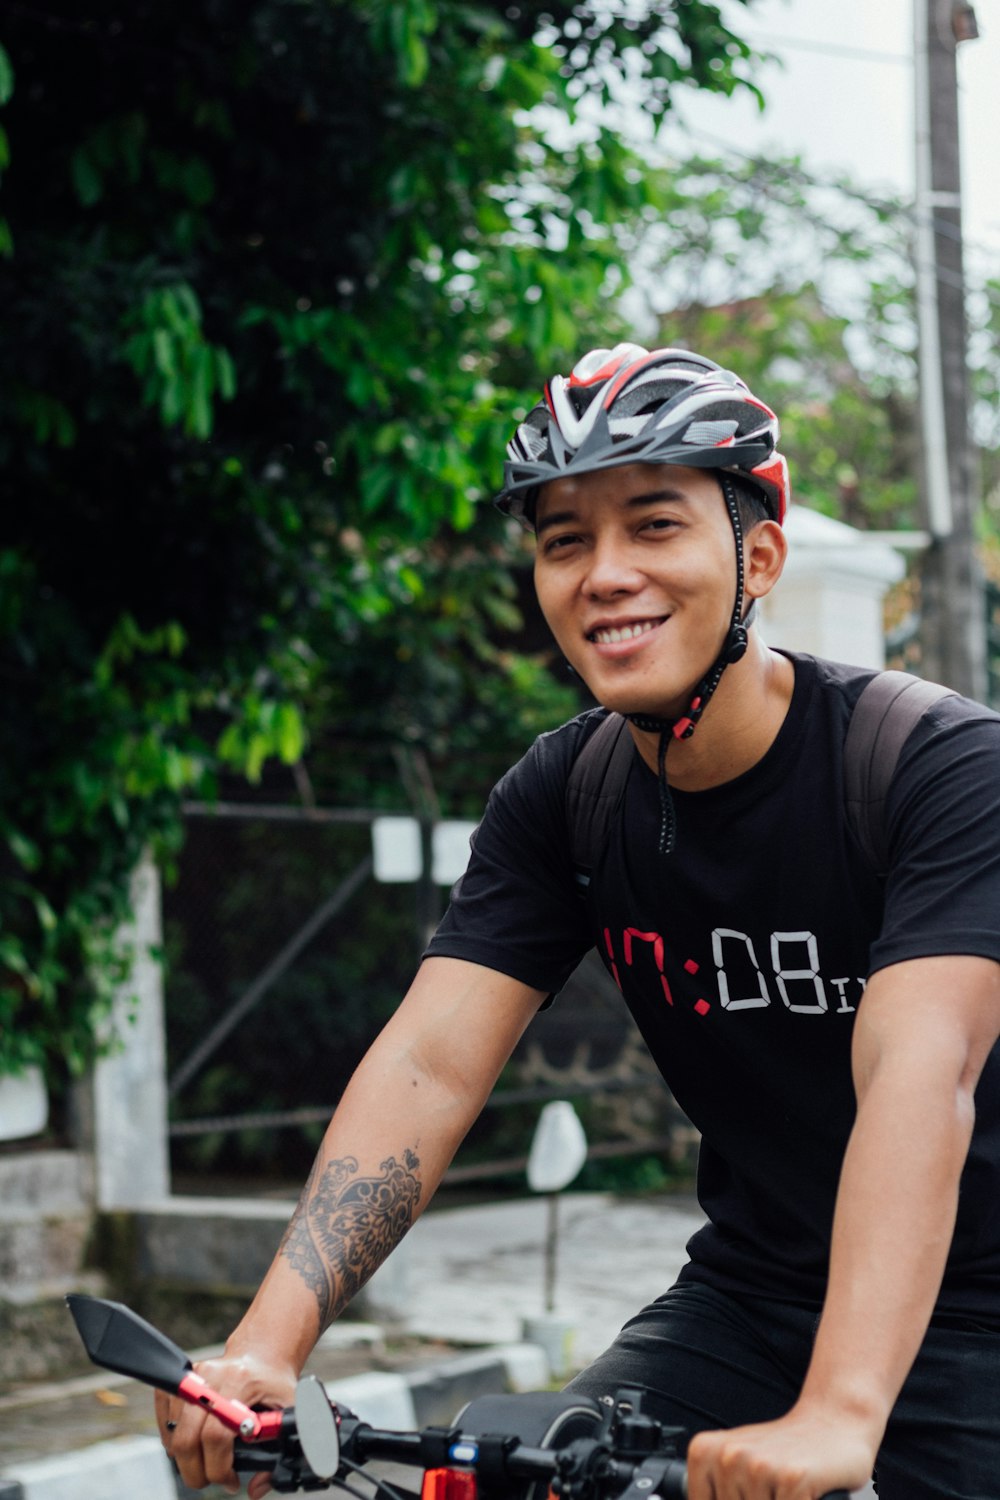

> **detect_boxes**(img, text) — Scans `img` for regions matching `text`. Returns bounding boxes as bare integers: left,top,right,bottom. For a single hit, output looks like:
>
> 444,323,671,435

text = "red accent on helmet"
567,350,634,389
749,453,789,525
599,350,661,410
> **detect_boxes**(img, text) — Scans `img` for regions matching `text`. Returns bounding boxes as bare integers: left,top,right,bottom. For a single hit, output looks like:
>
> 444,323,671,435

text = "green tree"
0,3,762,1085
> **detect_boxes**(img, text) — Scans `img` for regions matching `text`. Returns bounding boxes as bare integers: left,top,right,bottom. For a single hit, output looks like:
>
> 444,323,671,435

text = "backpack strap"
565,713,634,891
843,670,955,874
566,673,956,893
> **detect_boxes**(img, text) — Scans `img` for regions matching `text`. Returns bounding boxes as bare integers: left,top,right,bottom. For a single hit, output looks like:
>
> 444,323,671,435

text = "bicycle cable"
337,1451,413,1500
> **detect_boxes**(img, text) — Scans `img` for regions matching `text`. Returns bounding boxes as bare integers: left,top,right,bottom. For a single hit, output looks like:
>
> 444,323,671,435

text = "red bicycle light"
421,1467,478,1500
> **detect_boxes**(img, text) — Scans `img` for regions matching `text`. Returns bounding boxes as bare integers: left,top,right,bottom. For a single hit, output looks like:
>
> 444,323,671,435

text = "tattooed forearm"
279,1148,422,1335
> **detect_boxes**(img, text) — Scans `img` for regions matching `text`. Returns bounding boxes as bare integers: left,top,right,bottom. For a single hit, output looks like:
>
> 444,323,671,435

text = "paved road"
385,1191,705,1362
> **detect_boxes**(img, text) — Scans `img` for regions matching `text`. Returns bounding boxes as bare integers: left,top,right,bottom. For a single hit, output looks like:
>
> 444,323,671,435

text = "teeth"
593,620,660,645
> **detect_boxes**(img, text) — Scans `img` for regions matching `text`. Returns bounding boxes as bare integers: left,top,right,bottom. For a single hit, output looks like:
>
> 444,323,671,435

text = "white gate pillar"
759,505,906,668
91,853,171,1209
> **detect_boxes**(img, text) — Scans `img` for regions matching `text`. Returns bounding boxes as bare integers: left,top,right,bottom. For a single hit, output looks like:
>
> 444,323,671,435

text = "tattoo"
279,1149,422,1334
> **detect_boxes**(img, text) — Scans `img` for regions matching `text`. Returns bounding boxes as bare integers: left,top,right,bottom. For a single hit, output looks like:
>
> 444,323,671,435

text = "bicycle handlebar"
230,1404,850,1500
66,1294,851,1500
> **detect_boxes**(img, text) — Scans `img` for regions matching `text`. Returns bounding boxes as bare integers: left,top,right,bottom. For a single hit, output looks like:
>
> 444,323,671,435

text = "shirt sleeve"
424,716,597,992
868,694,1000,973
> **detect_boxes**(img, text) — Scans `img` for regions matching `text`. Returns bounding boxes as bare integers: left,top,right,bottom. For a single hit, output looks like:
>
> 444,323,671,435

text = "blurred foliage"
624,152,999,530
0,2,763,1083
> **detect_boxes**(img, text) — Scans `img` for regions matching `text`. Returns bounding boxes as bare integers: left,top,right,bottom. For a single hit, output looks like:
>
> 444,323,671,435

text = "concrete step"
0,1153,92,1216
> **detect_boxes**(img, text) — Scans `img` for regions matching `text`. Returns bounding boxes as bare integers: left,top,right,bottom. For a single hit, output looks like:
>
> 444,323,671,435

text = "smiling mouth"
588,617,666,645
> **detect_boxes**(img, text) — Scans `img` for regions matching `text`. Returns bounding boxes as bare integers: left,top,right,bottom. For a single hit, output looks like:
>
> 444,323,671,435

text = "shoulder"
871,679,1000,866
787,651,881,713
786,654,1000,746
896,685,1000,780
492,707,613,807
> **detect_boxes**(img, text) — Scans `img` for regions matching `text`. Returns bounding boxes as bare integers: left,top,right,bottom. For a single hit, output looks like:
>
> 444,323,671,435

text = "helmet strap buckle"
724,625,749,665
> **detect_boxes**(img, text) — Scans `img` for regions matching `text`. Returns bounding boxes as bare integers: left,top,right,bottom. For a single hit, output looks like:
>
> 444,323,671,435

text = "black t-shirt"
427,653,1000,1319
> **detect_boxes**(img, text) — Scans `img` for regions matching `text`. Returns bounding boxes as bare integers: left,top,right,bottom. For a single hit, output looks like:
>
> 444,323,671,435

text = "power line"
745,32,911,66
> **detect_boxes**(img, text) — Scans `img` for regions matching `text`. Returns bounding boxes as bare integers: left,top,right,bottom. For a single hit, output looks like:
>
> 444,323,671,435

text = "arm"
160,955,544,1494
687,953,1000,1500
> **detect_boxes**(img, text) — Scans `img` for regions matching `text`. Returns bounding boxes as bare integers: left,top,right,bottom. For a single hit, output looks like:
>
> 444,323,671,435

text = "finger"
248,1474,274,1500
169,1427,210,1492
193,1412,244,1494
153,1388,174,1443
685,1432,720,1500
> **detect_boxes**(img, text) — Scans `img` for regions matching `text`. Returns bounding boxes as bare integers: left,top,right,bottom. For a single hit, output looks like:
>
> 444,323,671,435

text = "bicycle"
66,1293,850,1500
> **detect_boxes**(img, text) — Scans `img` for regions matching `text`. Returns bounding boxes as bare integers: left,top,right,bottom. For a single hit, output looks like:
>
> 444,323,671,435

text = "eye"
540,531,582,555
641,515,680,535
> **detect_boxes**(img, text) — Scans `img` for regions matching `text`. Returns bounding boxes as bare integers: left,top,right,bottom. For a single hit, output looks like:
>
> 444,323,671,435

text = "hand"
155,1348,298,1499
685,1405,877,1500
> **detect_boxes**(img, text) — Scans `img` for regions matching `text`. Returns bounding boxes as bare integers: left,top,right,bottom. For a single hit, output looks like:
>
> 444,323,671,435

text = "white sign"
371,818,478,885
527,1100,588,1193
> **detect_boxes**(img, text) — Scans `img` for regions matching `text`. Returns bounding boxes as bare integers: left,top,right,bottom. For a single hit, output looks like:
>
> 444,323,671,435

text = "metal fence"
162,804,695,1189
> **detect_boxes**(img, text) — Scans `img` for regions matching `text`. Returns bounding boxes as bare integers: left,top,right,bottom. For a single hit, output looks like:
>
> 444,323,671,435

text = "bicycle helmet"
496,343,788,526
497,344,790,855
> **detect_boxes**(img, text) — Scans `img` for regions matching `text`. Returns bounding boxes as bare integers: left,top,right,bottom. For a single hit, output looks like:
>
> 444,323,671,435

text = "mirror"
295,1375,340,1481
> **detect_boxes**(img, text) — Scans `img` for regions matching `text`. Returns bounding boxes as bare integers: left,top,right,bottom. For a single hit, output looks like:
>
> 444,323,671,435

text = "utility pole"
913,0,986,699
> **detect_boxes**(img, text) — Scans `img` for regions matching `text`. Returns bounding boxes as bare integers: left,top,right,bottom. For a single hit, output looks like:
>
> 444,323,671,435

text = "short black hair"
726,474,771,532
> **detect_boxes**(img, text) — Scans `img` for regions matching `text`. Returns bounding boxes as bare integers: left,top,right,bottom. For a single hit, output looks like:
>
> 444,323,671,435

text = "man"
160,346,1000,1499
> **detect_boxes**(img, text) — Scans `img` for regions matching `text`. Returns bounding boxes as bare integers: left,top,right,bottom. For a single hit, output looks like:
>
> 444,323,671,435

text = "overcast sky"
668,0,999,269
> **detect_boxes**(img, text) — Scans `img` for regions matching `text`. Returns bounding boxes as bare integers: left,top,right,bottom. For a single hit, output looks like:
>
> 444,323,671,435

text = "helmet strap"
626,474,751,855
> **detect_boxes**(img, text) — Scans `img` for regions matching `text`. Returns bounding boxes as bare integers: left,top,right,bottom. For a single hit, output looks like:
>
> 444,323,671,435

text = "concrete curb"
1,1342,551,1500
2,1436,177,1500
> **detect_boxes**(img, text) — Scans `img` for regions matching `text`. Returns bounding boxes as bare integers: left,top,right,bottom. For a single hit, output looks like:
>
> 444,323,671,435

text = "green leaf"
275,703,305,763
70,148,103,207
244,732,270,782
152,328,177,378
31,891,58,933
6,827,41,873
360,463,395,512
188,344,214,439
398,566,424,597
164,621,187,656
214,347,237,400
159,373,185,427
0,43,13,106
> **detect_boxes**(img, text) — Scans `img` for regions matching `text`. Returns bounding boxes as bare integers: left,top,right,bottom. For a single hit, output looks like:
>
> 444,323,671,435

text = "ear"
743,519,787,601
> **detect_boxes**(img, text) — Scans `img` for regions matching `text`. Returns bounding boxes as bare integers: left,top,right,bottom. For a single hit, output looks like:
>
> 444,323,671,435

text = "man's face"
533,462,739,720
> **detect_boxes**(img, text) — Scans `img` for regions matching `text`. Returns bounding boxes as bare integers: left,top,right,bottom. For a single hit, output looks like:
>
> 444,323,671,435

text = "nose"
582,534,644,599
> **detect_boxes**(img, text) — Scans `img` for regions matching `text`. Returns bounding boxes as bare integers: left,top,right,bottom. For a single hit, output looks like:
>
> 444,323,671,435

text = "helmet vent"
683,419,739,445
607,415,649,437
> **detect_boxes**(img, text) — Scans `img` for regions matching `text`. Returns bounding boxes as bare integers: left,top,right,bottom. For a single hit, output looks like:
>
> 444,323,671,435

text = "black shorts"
564,1281,1000,1500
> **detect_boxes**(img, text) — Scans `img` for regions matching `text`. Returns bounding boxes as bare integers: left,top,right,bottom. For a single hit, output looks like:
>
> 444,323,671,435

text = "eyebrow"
535,488,691,536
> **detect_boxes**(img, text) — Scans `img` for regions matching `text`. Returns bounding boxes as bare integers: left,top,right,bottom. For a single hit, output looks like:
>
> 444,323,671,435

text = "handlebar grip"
232,1442,282,1474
